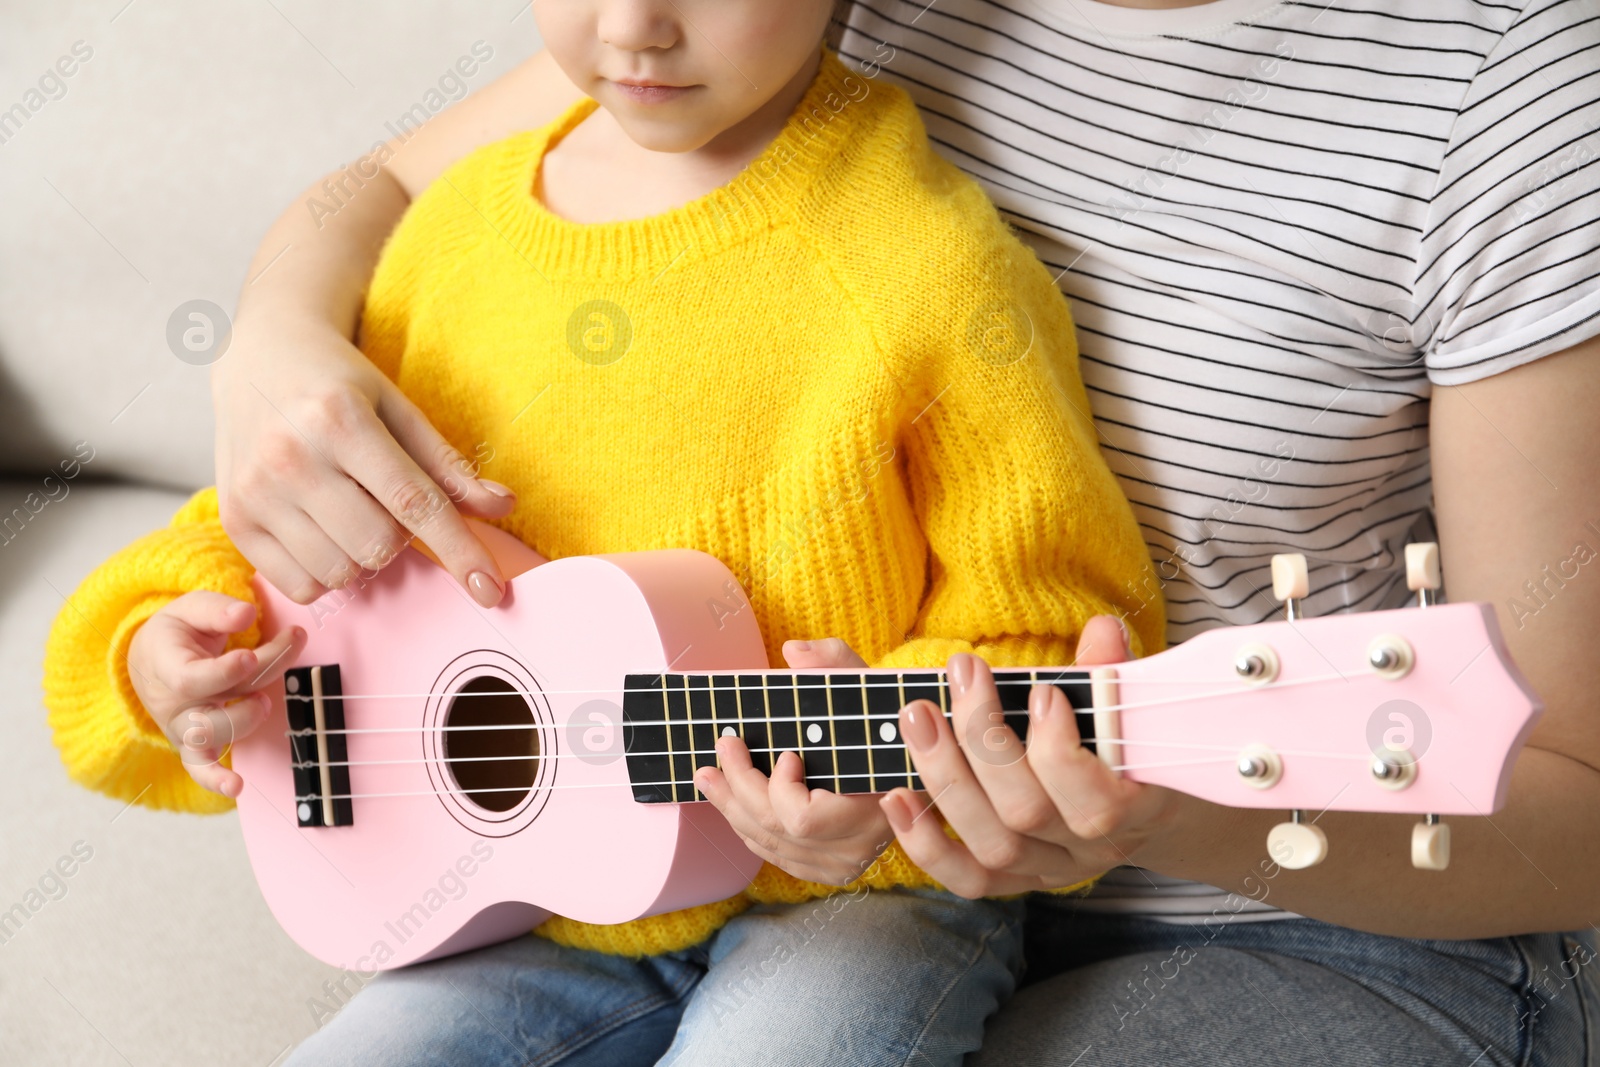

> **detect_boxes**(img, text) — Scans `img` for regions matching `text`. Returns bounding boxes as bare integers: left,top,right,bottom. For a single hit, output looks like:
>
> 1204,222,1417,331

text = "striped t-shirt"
830,0,1600,922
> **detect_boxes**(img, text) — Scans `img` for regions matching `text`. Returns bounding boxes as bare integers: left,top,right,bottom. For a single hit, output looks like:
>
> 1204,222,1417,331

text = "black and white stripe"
830,0,1600,920
832,0,1599,642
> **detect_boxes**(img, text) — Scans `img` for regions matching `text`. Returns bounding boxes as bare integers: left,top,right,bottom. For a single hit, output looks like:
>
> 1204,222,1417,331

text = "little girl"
44,2,1162,1064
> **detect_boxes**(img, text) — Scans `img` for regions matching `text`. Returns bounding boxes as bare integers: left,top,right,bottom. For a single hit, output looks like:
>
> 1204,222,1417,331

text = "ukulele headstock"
1112,547,1542,871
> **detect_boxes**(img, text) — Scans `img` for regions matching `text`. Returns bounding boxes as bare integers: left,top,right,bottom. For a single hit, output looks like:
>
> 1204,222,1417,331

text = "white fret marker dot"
297,803,312,822
806,723,823,744
880,722,897,742
285,675,300,694
721,726,737,737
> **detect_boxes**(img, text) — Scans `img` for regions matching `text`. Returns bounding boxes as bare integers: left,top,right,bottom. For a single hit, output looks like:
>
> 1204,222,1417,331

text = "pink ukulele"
233,528,1540,971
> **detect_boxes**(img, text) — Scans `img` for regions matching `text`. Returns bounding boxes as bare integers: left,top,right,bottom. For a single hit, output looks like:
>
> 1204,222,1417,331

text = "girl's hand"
694,638,893,886
127,592,307,798
879,617,1184,897
212,318,517,607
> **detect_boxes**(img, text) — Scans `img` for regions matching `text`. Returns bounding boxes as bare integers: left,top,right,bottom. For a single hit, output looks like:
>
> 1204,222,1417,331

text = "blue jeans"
973,896,1600,1066
285,887,1025,1067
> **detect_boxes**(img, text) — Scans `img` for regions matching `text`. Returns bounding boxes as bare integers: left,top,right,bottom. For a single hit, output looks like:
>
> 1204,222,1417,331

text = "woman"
215,0,1600,1062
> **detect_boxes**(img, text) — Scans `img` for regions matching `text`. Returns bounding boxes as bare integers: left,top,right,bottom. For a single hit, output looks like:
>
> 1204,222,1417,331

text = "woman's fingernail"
902,703,938,752
479,479,515,498
1029,683,1052,721
790,640,812,653
882,794,911,834
218,777,240,799
467,570,503,607
1116,616,1133,650
948,653,974,695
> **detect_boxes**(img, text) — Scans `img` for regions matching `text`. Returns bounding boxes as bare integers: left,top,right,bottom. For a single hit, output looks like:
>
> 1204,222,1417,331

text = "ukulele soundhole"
444,676,541,813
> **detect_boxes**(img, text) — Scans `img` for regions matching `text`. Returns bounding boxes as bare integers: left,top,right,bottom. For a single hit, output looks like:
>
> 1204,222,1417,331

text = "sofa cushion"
0,1,538,488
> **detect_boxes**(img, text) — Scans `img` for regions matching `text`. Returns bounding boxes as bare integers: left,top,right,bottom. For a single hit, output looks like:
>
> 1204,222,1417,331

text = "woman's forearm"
1141,745,1600,939
232,166,409,338
1142,339,1600,939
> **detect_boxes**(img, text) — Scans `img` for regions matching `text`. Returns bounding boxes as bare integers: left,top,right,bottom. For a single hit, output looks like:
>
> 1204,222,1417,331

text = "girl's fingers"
232,625,306,694
781,638,868,669
160,591,257,635
170,646,262,701
167,692,272,772
186,758,244,800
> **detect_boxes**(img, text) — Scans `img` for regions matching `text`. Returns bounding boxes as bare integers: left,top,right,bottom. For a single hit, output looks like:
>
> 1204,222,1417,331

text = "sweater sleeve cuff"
42,501,257,814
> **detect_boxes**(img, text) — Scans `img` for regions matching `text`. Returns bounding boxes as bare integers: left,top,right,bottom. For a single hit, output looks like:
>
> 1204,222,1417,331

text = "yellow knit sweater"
42,50,1163,958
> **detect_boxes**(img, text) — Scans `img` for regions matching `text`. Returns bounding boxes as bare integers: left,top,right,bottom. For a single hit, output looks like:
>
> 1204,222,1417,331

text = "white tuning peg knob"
1412,815,1450,870
1405,542,1441,608
1267,811,1328,869
1271,553,1310,621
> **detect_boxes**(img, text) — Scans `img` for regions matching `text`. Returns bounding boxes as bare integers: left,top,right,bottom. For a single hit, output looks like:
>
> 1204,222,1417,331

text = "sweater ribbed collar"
480,46,864,282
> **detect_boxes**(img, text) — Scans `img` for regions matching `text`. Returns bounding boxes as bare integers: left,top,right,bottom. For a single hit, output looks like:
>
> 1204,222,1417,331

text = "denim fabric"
284,888,1024,1067
970,898,1599,1067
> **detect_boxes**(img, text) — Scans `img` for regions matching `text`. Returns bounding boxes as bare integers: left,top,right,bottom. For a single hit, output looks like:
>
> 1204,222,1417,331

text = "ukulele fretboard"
620,669,1095,803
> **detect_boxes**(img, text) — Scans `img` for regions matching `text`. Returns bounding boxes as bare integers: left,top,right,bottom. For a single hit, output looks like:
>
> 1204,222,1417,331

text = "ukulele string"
294,754,1316,805
284,668,1360,729
294,734,1373,772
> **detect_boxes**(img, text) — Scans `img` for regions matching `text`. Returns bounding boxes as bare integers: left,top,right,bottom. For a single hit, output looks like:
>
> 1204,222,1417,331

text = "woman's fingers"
899,695,1066,878
376,383,516,521
353,385,509,605
220,522,328,605
1073,614,1133,667
1025,681,1167,844
943,654,1065,840
879,790,1047,898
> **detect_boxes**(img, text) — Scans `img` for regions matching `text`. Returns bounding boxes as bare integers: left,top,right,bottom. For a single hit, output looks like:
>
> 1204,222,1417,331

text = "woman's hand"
213,316,518,609
694,638,893,886
127,592,307,798
879,616,1184,897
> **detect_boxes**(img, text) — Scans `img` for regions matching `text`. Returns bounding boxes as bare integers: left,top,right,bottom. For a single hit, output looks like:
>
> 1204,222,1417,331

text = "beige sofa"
1,5,538,1063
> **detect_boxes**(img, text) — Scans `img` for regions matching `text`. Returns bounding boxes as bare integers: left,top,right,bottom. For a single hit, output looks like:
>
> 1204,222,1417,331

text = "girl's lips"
610,81,694,104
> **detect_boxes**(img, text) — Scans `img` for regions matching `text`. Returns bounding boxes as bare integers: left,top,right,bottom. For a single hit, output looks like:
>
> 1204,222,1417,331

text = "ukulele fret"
827,674,871,795
861,676,877,793
619,670,1099,803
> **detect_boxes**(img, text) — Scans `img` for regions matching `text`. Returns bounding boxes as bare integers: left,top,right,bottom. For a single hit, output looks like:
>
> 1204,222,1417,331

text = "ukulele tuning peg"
1411,814,1450,870
1405,542,1441,608
1267,809,1328,870
1270,553,1310,621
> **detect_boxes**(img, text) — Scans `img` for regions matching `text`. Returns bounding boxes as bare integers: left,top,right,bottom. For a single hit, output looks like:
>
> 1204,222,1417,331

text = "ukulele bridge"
285,664,354,828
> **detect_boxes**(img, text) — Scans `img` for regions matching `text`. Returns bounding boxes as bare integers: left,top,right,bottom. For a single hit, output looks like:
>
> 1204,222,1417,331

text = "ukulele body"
235,529,766,970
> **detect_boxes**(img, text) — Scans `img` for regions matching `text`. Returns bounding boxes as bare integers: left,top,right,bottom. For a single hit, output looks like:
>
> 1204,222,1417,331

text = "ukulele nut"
1233,643,1280,685
1236,743,1283,789
1366,634,1415,680
1370,750,1418,790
